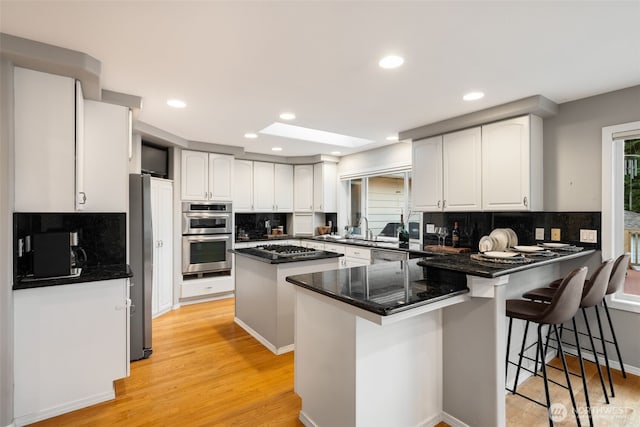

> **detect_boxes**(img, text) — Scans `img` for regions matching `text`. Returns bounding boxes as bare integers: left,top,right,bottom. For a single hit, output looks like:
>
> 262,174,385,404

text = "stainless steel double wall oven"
182,201,232,274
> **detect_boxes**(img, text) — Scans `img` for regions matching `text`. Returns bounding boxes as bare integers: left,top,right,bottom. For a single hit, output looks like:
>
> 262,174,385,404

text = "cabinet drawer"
324,243,346,254
345,246,370,260
306,241,325,250
181,279,234,298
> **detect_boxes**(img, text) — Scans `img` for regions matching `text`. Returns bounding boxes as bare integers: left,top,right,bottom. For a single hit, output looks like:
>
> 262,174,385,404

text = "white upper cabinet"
294,165,314,212
14,67,129,213
233,160,253,212
313,162,337,212
253,161,275,211
411,135,443,211
181,150,233,201
14,67,76,212
481,115,542,211
442,127,482,211
181,150,209,201
234,161,294,212
79,99,130,212
274,163,293,212
208,153,234,201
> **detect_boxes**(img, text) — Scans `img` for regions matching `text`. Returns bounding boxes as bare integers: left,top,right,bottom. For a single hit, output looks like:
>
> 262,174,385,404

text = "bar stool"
548,253,630,396
505,266,588,427
523,259,613,427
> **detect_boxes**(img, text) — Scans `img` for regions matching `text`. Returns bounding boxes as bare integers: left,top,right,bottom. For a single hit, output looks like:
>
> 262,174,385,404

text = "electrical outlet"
580,229,598,243
551,228,561,241
535,228,545,240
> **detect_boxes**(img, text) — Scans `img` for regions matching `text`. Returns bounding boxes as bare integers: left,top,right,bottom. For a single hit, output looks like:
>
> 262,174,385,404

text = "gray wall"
543,85,640,211
0,59,14,426
544,85,640,370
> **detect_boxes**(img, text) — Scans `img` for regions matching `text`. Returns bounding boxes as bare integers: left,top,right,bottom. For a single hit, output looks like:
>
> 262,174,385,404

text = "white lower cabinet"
345,246,371,267
14,279,129,424
151,178,173,317
324,243,347,268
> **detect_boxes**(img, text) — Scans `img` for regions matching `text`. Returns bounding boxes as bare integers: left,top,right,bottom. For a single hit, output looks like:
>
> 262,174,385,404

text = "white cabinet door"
14,279,129,420
80,100,129,212
482,115,541,210
274,163,294,212
443,127,482,211
294,165,314,212
234,160,253,212
14,67,76,212
411,136,443,211
313,162,337,212
209,153,233,201
253,161,275,211
181,150,209,201
293,213,314,235
151,178,173,317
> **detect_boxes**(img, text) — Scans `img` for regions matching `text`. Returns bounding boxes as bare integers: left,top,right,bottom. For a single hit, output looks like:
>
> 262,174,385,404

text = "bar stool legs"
602,298,627,379
582,308,610,404
572,317,593,427
512,320,530,394
594,304,615,397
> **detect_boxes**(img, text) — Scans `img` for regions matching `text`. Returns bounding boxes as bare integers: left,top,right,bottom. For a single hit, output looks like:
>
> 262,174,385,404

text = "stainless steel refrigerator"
129,174,153,360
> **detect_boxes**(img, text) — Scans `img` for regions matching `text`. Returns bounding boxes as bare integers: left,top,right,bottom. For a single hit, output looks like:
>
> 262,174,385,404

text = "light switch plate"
551,228,561,241
580,229,598,243
535,228,545,240
426,223,435,234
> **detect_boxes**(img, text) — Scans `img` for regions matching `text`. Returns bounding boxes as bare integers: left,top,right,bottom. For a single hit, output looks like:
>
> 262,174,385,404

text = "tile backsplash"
422,211,601,250
14,212,127,278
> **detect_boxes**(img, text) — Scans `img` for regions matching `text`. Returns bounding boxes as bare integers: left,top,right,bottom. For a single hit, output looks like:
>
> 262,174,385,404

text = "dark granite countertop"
286,258,469,316
14,264,133,290
416,249,596,278
231,248,343,264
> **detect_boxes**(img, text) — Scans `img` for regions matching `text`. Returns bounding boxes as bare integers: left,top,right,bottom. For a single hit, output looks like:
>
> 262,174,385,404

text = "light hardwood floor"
31,298,637,426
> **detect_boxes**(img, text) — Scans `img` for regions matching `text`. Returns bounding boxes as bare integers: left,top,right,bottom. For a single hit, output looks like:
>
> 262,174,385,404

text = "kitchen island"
232,245,342,354
286,248,597,427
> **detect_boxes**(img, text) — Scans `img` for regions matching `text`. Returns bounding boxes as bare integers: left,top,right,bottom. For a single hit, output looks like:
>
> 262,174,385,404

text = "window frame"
602,120,640,313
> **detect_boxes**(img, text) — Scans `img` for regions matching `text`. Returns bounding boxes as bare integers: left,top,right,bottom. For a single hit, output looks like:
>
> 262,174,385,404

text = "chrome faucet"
359,217,372,240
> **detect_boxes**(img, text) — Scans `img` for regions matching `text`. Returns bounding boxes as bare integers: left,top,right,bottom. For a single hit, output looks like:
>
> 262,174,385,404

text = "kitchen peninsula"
232,244,342,354
286,248,596,427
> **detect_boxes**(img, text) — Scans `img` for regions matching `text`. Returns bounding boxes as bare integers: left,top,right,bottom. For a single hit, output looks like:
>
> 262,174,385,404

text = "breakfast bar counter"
285,248,598,427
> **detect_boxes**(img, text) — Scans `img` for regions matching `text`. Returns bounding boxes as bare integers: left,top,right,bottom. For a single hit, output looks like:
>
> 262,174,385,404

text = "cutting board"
424,245,471,254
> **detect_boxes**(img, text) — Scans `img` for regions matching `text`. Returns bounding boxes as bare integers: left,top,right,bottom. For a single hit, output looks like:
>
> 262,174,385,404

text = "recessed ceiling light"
244,133,258,139
331,151,341,155
463,92,485,101
167,99,186,108
272,147,283,152
386,135,399,142
259,122,373,148
378,55,404,69
279,112,296,120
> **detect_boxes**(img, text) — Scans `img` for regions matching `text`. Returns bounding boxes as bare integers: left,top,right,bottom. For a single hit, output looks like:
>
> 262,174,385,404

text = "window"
343,171,418,240
602,121,640,312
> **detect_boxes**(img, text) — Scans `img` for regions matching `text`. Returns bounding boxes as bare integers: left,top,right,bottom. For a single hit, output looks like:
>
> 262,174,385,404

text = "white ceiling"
1,1,639,157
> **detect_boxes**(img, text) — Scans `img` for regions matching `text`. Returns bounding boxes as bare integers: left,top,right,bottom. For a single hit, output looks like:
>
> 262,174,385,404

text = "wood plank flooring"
30,298,637,426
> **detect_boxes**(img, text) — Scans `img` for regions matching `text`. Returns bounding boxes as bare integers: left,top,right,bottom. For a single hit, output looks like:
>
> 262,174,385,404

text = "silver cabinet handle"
204,192,208,199
443,199,447,208
437,200,441,208
209,192,213,199
523,196,528,207
79,192,87,205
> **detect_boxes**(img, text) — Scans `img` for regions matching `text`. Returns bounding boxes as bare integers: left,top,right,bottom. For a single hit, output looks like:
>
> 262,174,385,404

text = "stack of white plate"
478,228,518,252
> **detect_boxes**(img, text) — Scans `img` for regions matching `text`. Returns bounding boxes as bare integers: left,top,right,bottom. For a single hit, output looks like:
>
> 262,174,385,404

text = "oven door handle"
185,235,230,242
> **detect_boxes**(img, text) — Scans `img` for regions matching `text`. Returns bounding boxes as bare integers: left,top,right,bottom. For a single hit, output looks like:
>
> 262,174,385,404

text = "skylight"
259,122,373,148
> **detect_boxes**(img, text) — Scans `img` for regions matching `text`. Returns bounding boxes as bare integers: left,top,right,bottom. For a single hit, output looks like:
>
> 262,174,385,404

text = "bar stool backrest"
540,266,588,325
581,259,613,308
606,253,631,296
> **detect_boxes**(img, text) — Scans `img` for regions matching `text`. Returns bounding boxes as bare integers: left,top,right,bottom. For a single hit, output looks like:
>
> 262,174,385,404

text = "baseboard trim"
233,317,293,355
440,411,471,427
13,390,115,427
560,344,640,376
298,410,317,427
